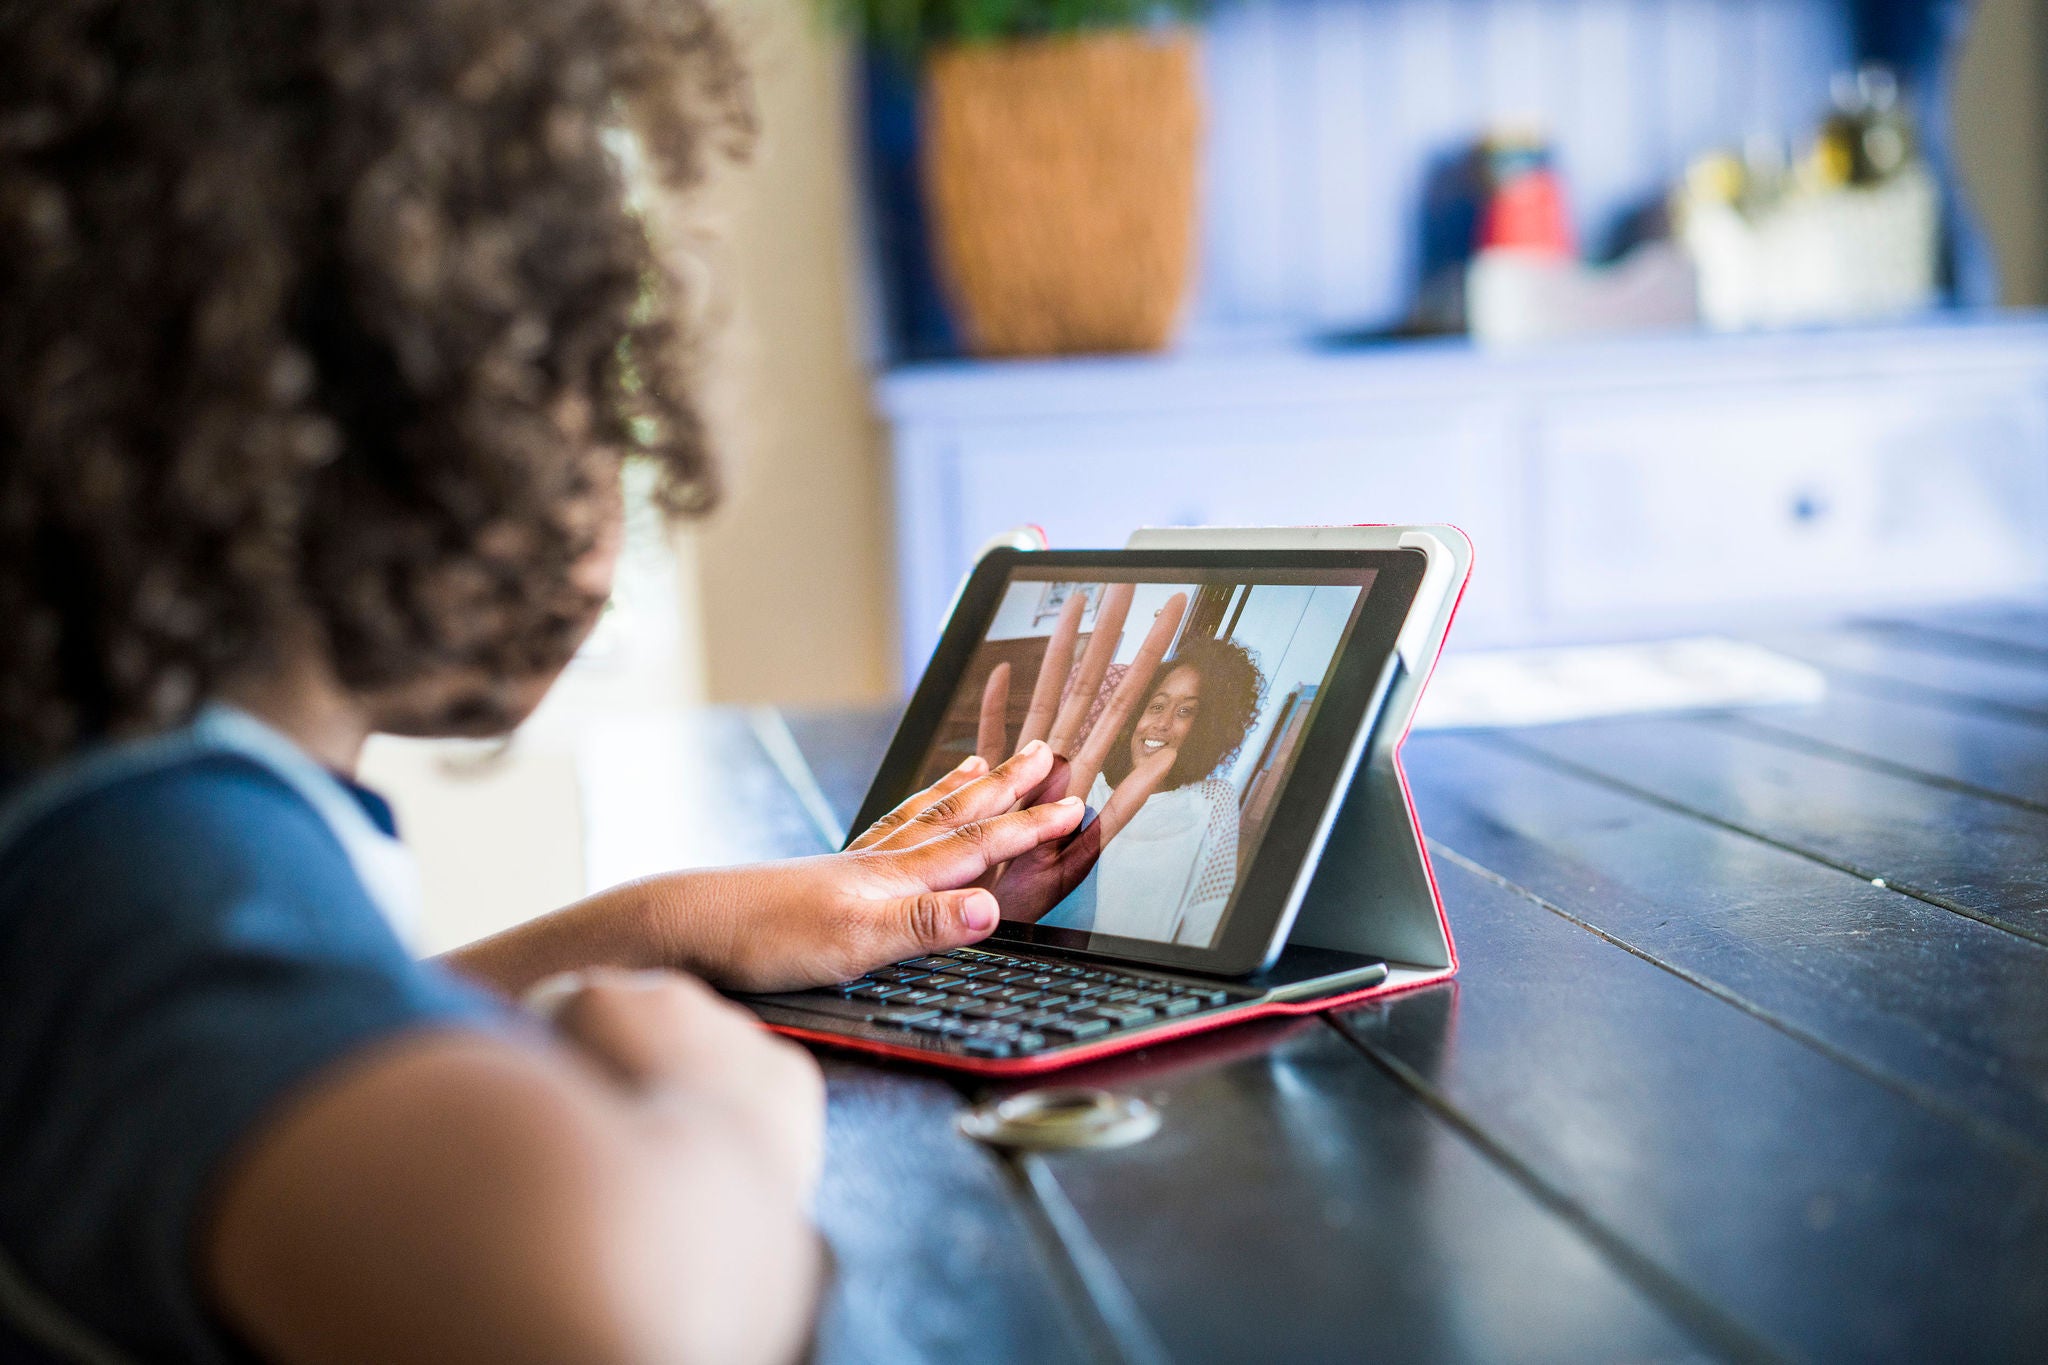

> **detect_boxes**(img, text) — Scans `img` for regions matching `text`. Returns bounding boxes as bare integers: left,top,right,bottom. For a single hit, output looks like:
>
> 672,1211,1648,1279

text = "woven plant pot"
921,30,1201,357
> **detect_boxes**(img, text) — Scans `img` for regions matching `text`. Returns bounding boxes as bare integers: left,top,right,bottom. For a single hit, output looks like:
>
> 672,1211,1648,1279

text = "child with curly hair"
0,2,1094,1361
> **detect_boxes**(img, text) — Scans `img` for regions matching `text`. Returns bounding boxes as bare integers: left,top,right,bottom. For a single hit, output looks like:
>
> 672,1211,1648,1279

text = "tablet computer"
850,546,1429,977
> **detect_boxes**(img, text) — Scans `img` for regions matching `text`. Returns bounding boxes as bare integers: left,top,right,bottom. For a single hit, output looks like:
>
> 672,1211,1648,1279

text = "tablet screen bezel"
849,547,1428,977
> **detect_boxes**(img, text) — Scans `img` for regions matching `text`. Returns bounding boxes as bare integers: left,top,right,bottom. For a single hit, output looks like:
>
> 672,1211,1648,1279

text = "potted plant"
830,0,1207,357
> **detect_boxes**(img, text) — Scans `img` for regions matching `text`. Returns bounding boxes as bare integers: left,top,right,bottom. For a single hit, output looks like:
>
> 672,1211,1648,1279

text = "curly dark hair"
0,0,752,767
1100,634,1267,794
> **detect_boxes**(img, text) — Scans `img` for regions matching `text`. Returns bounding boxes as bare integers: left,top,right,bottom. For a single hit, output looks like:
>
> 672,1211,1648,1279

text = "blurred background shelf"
859,0,2048,675
864,0,1994,361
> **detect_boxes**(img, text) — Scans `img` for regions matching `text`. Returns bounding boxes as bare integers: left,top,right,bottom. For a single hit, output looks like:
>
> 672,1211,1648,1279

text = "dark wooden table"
718,607,2048,1364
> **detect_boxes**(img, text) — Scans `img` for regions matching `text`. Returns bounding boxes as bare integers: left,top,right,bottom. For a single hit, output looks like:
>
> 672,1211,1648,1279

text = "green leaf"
811,0,1205,57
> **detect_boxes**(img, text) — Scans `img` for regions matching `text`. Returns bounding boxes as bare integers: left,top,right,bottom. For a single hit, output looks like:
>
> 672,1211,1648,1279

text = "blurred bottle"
1476,130,1576,258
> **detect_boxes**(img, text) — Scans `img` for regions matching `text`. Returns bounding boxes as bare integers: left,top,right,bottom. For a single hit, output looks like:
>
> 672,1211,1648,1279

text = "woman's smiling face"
1131,664,1201,770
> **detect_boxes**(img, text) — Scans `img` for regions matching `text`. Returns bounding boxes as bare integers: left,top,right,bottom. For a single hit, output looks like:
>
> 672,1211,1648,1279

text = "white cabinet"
880,321,2048,680
1535,377,2048,629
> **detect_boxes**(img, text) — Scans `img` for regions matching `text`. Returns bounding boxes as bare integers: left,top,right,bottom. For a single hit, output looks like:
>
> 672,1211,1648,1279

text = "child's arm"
442,742,1089,997
206,972,823,1365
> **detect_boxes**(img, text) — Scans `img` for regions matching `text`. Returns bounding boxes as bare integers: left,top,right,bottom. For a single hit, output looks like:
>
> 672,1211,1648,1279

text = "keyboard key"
1013,1032,1049,1053
923,974,972,991
1161,996,1201,1017
944,962,994,979
952,980,1004,997
1175,987,1231,1006
874,1007,942,1027
1032,994,1075,1011
1124,992,1171,1008
962,1001,1023,1020
1085,1005,1157,1028
907,956,957,972
870,966,929,983
829,978,873,995
1039,1016,1113,1040
1099,988,1142,1004
959,1035,1014,1058
1066,982,1112,999
848,983,909,1002
897,989,947,1006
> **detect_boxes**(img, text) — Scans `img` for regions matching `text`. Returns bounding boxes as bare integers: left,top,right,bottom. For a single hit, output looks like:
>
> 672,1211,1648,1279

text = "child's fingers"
881,796,1087,890
1015,751,1077,809
865,741,1056,851
847,753,988,850
855,887,1003,965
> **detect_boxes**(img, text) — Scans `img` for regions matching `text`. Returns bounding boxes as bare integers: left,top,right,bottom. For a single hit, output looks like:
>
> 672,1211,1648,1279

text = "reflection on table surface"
785,611,2048,1363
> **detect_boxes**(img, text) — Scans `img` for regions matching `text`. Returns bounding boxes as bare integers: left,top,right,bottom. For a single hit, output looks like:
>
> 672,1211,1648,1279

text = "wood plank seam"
1422,839,2048,1177
1712,712,2048,819
1780,658,2048,730
1477,731,2048,952
1855,620,2048,672
939,1067,1167,1365
1317,1011,1791,1365
1006,1154,1173,1365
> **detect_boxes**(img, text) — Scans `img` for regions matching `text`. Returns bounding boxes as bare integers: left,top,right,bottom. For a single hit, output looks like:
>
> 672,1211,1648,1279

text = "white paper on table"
1413,636,1826,731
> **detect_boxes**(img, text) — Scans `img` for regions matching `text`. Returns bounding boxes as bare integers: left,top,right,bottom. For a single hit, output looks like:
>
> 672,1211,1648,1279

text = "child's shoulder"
0,748,372,936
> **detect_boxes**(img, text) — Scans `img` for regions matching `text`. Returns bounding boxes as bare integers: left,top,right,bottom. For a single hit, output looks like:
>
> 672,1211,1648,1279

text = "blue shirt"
0,709,508,1364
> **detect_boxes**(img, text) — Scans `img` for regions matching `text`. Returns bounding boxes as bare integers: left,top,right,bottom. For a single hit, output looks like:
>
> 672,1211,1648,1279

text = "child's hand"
665,740,1087,992
446,743,1086,999
531,968,825,1201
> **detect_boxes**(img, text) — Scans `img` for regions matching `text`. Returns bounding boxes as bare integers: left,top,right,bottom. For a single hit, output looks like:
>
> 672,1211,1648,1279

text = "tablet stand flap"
1121,523,1471,972
1284,746,1450,968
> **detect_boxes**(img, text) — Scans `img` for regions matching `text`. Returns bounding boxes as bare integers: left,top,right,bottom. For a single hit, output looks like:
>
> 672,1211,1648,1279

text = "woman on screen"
1044,636,1266,947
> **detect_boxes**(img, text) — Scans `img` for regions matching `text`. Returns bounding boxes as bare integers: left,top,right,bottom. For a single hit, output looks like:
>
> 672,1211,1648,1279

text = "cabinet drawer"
1536,380,2048,622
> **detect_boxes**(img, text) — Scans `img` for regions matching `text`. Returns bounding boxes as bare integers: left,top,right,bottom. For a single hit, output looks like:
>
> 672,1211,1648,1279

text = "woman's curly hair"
1101,634,1267,794
0,0,751,767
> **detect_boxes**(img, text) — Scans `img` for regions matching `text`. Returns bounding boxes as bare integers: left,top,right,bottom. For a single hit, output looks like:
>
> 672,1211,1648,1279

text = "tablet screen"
904,564,1379,951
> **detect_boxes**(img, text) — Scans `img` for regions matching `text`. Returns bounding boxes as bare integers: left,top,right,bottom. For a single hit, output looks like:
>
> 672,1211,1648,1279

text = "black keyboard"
747,945,1250,1060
